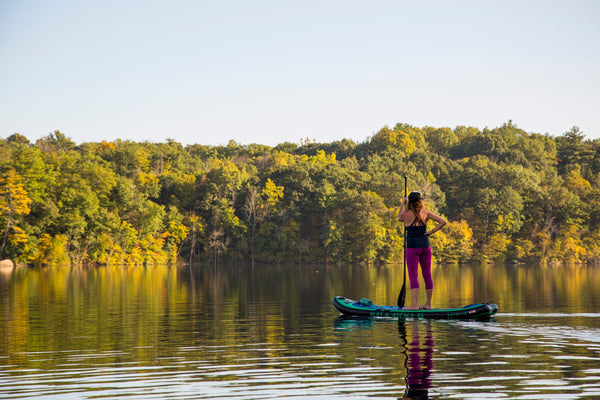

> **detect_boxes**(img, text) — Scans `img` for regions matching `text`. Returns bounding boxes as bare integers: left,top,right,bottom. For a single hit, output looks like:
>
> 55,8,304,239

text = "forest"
1,121,599,266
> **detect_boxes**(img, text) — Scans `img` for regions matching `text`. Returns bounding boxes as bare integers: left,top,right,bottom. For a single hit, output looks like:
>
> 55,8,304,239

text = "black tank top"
406,218,430,248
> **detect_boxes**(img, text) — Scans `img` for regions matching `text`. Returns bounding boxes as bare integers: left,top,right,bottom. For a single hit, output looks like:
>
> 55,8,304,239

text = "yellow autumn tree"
432,219,473,264
369,126,416,156
0,170,32,259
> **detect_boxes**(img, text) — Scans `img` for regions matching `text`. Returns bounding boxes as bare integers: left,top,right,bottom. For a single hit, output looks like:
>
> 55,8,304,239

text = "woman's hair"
407,192,424,223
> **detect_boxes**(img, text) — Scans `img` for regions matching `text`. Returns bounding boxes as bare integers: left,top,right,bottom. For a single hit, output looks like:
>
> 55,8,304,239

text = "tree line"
1,121,599,266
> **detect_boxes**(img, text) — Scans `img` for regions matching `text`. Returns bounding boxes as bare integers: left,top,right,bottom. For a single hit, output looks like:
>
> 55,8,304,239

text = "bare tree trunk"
0,218,11,259
189,227,195,265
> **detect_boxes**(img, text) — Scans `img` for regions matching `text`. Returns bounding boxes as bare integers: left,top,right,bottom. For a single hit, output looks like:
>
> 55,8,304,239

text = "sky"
1,0,599,147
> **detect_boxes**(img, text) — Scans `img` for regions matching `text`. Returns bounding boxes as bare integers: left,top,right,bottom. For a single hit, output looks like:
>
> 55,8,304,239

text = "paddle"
397,175,408,308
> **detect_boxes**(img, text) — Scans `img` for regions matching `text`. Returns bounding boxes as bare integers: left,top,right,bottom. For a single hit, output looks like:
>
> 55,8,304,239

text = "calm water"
0,263,599,399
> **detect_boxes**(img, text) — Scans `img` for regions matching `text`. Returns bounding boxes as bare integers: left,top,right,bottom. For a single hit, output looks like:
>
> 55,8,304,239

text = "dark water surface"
0,263,599,399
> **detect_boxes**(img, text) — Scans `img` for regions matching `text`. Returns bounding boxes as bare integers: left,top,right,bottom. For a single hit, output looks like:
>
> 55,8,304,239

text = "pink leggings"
406,247,433,290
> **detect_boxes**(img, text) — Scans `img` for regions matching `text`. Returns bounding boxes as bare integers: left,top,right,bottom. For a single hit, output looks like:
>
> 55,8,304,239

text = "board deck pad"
332,296,498,320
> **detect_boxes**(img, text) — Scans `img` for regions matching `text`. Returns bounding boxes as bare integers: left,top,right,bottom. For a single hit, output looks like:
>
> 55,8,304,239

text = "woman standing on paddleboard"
398,191,447,310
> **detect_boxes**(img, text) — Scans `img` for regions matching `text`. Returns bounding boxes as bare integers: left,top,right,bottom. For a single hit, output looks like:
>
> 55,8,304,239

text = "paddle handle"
397,176,408,308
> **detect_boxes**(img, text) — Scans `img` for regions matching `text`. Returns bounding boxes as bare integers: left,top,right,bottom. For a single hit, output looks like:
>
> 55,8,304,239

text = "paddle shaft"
397,176,408,308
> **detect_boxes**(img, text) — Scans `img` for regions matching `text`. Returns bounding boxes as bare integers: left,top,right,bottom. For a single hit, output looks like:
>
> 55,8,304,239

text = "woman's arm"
424,210,447,236
398,197,408,221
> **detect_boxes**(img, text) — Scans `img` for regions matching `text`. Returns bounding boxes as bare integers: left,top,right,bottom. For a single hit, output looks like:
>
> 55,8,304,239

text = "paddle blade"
397,283,406,308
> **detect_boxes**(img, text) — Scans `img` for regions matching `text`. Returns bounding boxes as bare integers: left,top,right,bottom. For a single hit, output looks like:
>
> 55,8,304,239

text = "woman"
398,191,447,310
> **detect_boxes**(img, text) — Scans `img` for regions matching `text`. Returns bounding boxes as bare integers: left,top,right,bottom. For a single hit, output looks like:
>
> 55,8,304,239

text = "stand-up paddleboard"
332,296,498,320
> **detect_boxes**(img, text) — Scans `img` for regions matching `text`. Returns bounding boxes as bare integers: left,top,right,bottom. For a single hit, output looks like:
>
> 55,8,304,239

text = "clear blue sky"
1,0,599,146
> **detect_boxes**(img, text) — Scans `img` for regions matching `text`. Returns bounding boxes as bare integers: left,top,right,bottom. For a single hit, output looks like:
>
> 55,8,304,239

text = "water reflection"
332,317,437,398
398,320,434,400
0,264,599,399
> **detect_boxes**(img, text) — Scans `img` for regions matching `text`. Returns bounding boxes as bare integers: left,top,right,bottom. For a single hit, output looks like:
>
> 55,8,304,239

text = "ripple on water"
0,345,410,399
404,316,600,399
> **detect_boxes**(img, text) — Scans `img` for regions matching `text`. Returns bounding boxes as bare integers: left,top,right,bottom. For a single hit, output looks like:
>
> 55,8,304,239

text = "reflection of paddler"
398,319,434,400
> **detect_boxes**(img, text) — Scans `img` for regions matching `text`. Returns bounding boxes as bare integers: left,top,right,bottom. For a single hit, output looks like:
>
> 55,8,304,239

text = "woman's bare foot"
403,304,419,310
419,305,431,310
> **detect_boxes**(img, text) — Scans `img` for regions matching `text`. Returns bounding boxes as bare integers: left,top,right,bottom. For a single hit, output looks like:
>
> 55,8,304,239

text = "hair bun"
408,191,422,202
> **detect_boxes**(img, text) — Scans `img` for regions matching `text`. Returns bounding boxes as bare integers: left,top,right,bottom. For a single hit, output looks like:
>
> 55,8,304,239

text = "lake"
0,263,599,399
